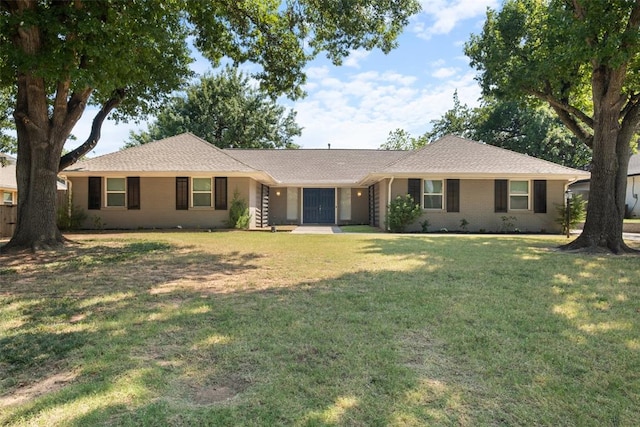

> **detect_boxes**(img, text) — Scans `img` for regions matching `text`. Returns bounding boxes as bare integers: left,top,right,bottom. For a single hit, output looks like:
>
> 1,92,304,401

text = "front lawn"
1,232,639,426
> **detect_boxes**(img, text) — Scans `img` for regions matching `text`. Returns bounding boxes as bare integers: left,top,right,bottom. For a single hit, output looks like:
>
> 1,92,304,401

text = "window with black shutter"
494,179,508,213
533,180,547,213
215,177,228,210
127,177,140,210
408,178,421,207
446,179,460,212
176,177,189,210
88,176,101,210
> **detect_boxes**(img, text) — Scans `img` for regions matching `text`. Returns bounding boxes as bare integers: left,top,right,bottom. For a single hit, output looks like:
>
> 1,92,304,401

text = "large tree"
125,67,302,150
472,98,592,169
465,0,640,253
0,0,420,252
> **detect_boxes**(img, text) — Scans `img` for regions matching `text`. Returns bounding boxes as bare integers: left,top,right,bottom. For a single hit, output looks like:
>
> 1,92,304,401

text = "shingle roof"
629,154,640,176
226,148,407,185
378,135,590,178
65,133,259,175
62,133,589,184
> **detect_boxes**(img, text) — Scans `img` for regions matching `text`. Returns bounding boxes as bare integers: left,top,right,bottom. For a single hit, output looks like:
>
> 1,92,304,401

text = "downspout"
387,177,394,231
631,176,638,215
60,175,72,219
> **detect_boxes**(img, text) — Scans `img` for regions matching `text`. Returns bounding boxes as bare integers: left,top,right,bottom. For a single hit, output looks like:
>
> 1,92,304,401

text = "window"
106,177,126,207
3,191,13,205
214,177,227,210
423,180,443,209
192,177,212,207
509,180,529,210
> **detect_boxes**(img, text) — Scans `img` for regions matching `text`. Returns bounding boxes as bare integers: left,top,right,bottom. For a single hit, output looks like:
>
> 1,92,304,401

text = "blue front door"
303,188,335,224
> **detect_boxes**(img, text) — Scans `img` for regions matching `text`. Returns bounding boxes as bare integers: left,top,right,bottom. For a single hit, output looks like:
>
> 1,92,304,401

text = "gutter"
386,177,394,231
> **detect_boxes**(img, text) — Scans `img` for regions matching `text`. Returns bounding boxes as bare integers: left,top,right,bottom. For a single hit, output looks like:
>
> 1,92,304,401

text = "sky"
73,0,499,156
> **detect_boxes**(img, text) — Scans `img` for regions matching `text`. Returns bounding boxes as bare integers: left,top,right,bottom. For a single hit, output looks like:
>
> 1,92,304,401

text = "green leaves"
126,66,302,149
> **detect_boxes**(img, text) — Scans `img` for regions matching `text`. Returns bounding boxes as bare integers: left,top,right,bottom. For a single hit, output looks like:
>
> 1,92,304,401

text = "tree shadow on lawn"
1,236,639,425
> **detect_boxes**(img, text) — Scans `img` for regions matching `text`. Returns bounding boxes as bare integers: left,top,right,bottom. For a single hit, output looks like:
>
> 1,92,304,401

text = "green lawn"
1,232,639,426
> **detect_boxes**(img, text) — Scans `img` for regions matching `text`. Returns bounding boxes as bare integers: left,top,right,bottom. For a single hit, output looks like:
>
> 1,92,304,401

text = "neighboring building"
0,154,17,205
569,153,640,218
626,154,640,218
1,153,69,237
62,133,589,233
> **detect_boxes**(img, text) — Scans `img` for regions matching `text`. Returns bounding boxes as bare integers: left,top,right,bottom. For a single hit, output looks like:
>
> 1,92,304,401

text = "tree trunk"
561,65,636,254
3,137,65,252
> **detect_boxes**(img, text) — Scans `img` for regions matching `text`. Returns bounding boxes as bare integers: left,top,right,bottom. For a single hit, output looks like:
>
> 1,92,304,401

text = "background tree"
382,92,592,170
0,0,420,252
465,0,640,253
472,98,592,169
422,90,475,142
0,88,15,155
125,67,301,150
379,128,428,150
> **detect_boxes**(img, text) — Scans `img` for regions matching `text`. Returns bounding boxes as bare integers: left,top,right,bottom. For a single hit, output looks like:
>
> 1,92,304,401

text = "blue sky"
76,0,498,156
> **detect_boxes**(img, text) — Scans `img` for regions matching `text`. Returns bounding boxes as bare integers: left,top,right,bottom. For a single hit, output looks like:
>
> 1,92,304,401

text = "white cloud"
432,67,459,79
291,68,482,149
414,0,498,40
343,49,371,68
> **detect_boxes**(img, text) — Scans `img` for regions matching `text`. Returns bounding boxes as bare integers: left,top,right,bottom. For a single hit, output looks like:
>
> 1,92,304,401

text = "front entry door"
303,188,335,224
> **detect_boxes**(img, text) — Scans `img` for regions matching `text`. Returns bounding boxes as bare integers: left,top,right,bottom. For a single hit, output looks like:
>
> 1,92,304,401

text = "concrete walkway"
290,225,343,234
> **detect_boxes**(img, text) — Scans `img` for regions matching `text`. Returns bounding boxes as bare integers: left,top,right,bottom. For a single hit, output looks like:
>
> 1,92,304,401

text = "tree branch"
59,88,125,171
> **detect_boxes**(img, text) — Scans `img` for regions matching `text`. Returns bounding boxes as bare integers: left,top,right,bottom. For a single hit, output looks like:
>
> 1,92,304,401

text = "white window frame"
423,179,444,210
192,177,213,208
105,177,126,207
509,180,530,210
3,191,14,205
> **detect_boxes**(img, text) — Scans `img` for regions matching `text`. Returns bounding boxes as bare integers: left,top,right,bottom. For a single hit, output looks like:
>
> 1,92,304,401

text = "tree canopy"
125,67,302,150
0,0,420,251
465,0,640,253
381,92,592,170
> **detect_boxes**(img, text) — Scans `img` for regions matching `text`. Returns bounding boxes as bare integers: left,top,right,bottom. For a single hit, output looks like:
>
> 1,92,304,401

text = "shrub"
555,194,586,235
228,190,252,229
385,194,422,233
57,201,88,230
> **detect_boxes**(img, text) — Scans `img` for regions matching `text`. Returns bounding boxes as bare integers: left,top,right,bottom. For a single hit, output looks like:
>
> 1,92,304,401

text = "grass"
339,225,382,233
1,231,639,426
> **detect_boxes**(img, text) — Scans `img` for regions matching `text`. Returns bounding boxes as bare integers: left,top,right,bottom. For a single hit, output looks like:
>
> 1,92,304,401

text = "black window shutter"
494,179,508,213
176,177,189,210
408,178,421,206
88,177,101,210
446,179,460,212
127,177,140,210
215,177,228,210
533,180,547,213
